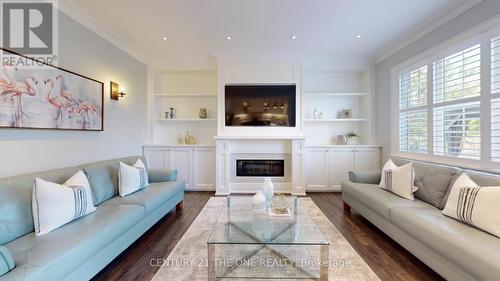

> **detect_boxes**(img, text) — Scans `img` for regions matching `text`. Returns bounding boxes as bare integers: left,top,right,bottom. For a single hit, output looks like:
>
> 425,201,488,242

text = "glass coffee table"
207,196,330,280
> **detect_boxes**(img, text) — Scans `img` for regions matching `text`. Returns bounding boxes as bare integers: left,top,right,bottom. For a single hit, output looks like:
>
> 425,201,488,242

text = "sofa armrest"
348,171,381,184
148,169,177,183
0,246,15,277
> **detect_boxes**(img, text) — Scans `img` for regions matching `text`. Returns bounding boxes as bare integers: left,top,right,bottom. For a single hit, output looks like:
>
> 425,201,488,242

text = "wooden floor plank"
91,192,443,281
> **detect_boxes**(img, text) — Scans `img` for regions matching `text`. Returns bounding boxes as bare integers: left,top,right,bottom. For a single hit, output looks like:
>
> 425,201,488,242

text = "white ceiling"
61,0,476,68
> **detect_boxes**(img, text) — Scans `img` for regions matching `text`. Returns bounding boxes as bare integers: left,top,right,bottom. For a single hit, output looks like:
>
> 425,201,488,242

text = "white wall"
0,12,148,177
375,0,500,162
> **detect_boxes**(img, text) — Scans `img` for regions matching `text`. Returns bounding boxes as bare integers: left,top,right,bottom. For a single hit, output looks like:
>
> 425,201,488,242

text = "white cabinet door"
168,147,193,188
305,148,330,190
329,148,355,190
143,147,168,169
354,148,380,171
193,147,216,190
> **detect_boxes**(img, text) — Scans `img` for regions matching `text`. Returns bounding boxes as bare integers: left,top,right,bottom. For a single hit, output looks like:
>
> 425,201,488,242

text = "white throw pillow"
442,173,500,238
118,159,149,197
379,159,397,188
379,162,418,200
32,171,96,236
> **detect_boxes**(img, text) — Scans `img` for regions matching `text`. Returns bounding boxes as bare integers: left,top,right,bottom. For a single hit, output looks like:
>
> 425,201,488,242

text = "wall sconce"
110,81,127,100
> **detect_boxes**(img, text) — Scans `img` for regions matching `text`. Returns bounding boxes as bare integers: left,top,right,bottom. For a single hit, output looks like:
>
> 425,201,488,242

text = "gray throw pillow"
438,173,460,210
413,163,458,209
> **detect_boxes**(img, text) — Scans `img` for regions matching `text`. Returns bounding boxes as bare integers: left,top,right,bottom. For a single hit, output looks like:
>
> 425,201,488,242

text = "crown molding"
58,1,152,65
375,0,483,64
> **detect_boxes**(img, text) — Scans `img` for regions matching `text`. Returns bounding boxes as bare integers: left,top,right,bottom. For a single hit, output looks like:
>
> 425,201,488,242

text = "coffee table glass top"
207,196,329,246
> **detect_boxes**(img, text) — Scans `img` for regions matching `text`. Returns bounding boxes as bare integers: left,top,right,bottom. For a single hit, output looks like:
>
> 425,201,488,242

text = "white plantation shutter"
399,110,428,153
432,44,481,160
433,102,481,159
491,36,500,162
399,66,427,109
433,45,481,103
393,29,500,168
399,66,428,153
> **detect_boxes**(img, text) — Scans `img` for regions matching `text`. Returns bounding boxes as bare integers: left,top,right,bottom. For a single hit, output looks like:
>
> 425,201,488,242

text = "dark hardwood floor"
92,192,444,281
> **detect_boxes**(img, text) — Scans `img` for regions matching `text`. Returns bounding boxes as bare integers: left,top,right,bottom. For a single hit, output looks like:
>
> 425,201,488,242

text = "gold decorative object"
177,134,184,145
184,131,197,145
199,108,208,119
271,195,289,214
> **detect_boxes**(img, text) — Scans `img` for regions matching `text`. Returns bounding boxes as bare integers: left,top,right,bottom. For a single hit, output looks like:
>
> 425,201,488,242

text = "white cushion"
379,161,418,200
379,159,397,188
442,173,500,238
32,171,96,236
118,159,149,197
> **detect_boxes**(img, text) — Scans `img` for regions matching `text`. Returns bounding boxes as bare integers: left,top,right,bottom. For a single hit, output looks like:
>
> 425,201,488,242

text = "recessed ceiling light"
355,34,362,39
291,35,297,39
162,36,168,40
226,36,232,40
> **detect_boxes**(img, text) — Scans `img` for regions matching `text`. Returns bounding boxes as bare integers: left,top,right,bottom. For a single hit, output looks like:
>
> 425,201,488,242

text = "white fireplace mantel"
215,137,306,196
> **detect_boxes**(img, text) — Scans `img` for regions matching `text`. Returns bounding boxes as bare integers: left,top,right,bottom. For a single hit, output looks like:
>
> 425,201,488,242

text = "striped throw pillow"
443,173,500,238
118,159,149,197
32,171,96,236
379,162,418,200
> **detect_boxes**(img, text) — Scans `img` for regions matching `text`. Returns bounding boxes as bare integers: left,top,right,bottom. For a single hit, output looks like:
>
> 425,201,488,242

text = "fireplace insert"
236,159,285,177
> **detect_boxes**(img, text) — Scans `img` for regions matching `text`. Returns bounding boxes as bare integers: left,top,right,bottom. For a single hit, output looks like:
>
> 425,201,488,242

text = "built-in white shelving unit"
302,68,373,146
146,64,379,194
151,70,218,145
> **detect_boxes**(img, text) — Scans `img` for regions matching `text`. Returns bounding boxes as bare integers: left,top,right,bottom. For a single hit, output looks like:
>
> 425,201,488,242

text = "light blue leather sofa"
0,156,185,281
342,157,500,281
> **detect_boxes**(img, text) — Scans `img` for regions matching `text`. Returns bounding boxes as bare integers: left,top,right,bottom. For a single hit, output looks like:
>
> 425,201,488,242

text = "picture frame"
339,109,352,119
0,48,104,131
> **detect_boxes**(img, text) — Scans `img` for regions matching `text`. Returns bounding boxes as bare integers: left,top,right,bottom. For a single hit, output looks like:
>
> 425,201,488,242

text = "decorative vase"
337,135,346,145
346,136,361,145
177,135,184,145
169,107,175,119
199,108,208,119
261,177,274,201
252,191,267,206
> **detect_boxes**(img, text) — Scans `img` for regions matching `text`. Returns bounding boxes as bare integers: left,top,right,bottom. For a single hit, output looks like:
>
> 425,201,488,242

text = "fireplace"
236,159,285,177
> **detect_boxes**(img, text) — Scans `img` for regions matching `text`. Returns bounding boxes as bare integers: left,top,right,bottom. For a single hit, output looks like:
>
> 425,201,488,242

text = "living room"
0,0,499,280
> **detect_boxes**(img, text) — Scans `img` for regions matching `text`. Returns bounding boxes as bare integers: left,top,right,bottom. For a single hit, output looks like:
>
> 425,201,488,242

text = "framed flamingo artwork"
0,48,104,131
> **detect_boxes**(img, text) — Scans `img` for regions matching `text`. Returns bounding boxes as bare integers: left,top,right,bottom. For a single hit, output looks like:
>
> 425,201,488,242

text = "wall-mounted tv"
225,84,296,127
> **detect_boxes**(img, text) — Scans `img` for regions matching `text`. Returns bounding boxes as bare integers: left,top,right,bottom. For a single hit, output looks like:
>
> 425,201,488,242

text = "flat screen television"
225,84,296,127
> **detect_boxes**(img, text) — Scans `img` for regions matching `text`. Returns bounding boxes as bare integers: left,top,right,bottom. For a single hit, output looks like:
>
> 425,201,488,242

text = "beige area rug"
152,197,380,281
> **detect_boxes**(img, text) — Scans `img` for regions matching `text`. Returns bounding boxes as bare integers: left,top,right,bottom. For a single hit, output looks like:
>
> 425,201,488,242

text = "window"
433,101,481,159
433,45,481,103
396,43,484,162
399,66,428,153
394,27,500,168
399,110,428,153
492,36,500,162
433,45,481,160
